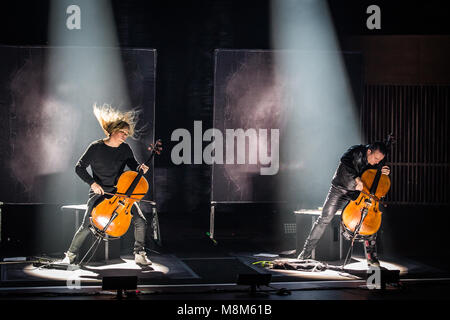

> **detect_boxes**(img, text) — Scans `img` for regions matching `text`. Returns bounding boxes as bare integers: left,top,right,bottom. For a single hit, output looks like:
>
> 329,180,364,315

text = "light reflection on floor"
23,258,170,282
343,257,408,274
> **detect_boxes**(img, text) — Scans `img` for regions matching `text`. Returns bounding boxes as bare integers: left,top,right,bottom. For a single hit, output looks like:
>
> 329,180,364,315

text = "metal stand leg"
75,209,80,232
152,206,162,246
209,204,215,240
105,235,109,261
311,216,316,260
363,242,368,261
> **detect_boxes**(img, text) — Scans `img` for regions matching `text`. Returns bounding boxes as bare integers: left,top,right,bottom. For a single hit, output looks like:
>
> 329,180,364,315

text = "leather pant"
299,185,378,261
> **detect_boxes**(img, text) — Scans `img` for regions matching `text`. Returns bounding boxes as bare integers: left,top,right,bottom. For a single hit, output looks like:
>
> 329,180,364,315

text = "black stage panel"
0,203,64,257
211,49,363,206
0,46,156,205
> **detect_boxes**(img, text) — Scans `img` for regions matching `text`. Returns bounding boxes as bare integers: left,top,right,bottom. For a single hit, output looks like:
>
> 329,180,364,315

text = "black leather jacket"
331,144,377,191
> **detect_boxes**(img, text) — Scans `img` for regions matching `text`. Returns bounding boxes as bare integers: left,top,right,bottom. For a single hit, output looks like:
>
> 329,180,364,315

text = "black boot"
297,238,319,260
297,248,312,260
297,216,330,260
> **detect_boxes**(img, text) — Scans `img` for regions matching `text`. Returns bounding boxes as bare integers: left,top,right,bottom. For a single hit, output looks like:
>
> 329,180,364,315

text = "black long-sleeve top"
331,144,378,191
75,140,139,192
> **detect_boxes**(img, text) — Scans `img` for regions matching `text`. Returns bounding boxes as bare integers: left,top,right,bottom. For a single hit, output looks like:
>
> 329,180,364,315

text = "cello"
90,140,162,239
341,134,394,241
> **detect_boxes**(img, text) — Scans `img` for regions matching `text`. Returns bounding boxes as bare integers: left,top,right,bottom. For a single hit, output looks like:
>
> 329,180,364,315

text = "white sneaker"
61,251,76,264
135,251,152,265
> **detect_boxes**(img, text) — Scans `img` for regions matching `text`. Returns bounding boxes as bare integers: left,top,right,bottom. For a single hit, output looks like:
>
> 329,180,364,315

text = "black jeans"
300,185,378,261
68,192,147,256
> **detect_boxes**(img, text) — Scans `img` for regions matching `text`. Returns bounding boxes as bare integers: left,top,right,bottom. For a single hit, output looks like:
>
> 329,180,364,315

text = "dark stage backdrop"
0,46,156,205
362,85,450,205
211,49,363,207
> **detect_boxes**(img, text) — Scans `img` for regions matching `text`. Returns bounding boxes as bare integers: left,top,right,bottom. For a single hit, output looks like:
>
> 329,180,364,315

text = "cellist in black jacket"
297,142,390,267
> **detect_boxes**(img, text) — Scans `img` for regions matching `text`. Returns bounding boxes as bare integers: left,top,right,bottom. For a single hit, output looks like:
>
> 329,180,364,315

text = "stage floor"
1,248,450,301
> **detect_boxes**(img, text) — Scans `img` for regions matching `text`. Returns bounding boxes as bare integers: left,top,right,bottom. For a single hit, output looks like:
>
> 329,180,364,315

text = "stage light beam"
271,0,362,208
41,0,132,204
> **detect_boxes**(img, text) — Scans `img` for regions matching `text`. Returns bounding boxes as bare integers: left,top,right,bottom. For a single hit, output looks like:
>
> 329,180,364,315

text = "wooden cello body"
91,171,149,238
341,169,390,237
90,140,161,239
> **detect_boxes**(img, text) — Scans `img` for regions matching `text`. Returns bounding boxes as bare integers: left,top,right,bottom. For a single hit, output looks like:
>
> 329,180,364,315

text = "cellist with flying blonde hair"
62,104,152,266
